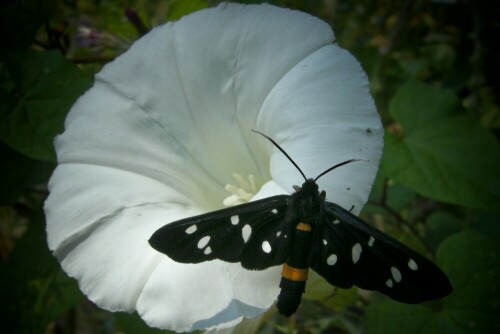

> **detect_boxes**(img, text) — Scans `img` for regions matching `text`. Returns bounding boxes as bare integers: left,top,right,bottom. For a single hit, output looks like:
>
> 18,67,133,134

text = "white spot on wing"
242,224,252,243
408,258,418,270
333,219,340,224
352,243,362,264
197,236,210,249
327,254,337,266
185,225,197,234
276,231,282,237
386,279,393,288
368,236,375,247
262,241,272,253
230,215,239,225
391,267,402,283
271,209,278,214
323,239,328,245
204,246,212,255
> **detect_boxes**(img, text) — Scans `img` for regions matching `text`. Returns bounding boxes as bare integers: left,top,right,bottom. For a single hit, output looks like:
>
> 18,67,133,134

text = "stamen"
223,174,260,206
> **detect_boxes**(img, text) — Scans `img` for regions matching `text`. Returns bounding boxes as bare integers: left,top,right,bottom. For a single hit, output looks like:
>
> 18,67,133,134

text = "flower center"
223,174,260,206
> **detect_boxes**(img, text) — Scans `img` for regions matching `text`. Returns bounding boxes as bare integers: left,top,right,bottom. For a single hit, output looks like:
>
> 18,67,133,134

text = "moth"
149,130,452,316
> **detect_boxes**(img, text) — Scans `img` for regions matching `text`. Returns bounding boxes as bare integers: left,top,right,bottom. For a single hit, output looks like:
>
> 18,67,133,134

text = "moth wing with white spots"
149,195,294,270
308,201,452,303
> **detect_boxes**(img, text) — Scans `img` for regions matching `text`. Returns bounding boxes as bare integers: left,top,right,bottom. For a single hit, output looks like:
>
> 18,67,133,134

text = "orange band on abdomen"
296,222,312,231
282,263,309,281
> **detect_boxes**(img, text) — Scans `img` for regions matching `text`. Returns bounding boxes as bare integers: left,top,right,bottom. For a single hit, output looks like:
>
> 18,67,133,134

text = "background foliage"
1,0,499,333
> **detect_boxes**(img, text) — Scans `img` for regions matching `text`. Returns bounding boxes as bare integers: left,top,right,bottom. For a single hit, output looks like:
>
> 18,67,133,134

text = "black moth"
149,130,452,317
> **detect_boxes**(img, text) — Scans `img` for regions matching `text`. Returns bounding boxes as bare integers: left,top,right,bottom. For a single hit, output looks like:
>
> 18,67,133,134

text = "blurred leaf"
385,183,417,212
115,312,174,334
32,269,82,331
0,141,54,204
0,213,82,333
0,0,56,51
5,214,56,277
381,80,500,213
425,211,462,249
167,0,209,21
368,174,417,213
366,301,453,334
305,271,336,301
320,287,358,312
366,230,500,334
0,51,92,161
470,212,500,236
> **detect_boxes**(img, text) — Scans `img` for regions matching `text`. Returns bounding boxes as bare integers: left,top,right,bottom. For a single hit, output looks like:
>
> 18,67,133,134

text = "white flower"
44,3,383,332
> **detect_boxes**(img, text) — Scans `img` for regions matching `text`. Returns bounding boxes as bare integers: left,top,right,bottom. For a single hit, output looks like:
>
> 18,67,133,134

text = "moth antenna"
252,129,307,181
314,159,367,182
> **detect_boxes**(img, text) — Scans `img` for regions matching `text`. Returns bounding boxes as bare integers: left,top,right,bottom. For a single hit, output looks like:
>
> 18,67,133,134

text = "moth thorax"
292,180,322,218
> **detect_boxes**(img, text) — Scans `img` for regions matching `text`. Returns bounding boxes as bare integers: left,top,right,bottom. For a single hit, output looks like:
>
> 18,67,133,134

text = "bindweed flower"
45,3,383,332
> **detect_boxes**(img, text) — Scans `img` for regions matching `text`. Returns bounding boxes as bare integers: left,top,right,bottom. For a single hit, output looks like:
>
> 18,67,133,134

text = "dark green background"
1,0,499,333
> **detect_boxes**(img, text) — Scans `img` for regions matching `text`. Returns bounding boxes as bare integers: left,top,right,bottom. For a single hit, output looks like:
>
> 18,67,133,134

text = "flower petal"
81,3,335,189
46,165,281,332
257,44,383,212
138,261,280,331
251,180,289,201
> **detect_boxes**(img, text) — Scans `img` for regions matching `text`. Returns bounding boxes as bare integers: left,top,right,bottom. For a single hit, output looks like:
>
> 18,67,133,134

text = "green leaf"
0,214,82,333
115,312,173,334
0,141,54,204
366,230,500,334
31,270,83,331
425,211,462,250
381,80,500,213
470,212,500,236
0,0,56,51
167,0,209,21
0,51,92,161
320,287,359,312
368,173,417,213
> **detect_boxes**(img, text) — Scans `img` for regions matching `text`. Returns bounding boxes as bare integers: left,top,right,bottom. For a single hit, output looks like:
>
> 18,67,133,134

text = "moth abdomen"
277,277,306,317
277,222,312,316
